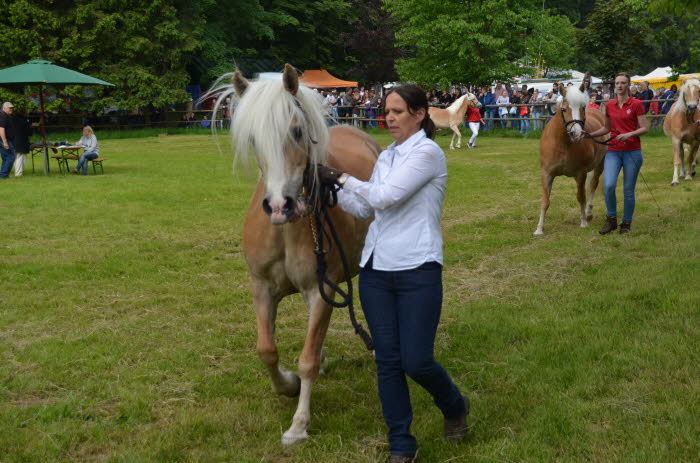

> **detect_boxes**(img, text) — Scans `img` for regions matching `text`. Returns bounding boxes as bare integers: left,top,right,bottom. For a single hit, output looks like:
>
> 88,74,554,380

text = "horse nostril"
262,198,272,216
283,196,295,212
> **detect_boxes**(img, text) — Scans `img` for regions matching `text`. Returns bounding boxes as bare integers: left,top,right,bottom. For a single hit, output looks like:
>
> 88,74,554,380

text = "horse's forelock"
564,86,588,110
229,78,329,174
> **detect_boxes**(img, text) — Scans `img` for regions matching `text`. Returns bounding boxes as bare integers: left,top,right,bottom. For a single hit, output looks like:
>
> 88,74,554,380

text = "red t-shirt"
466,106,482,123
605,97,646,151
588,103,600,110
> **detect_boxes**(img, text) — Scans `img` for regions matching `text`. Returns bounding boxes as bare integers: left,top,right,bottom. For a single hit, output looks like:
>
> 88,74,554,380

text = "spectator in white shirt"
317,85,468,463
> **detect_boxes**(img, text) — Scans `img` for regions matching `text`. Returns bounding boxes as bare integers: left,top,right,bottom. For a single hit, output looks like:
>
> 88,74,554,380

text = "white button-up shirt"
338,129,447,271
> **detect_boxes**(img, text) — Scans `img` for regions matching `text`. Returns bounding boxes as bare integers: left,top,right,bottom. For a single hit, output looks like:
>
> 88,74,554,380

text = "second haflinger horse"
222,65,379,446
429,93,482,149
534,83,608,235
663,78,700,185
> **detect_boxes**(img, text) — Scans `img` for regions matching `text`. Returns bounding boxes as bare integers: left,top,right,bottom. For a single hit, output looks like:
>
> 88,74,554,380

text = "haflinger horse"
663,78,700,185
224,64,379,445
429,93,482,149
534,83,608,235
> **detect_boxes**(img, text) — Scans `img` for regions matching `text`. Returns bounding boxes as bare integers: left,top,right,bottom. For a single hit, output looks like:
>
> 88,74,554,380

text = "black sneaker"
599,216,618,235
619,222,631,234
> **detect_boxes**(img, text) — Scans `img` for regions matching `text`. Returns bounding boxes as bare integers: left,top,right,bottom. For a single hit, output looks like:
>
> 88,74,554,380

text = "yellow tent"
632,72,700,90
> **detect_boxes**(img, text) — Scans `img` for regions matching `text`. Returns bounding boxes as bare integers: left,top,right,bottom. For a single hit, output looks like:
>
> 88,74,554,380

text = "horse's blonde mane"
670,78,700,115
446,94,469,115
209,73,329,173
564,86,588,109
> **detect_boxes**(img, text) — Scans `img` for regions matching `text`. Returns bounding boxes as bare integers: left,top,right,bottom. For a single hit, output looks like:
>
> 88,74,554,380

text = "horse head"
465,92,482,109
230,64,329,225
679,78,700,115
558,83,588,141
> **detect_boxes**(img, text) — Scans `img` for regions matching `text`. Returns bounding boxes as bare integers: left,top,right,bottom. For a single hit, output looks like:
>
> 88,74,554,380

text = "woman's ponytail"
421,112,436,139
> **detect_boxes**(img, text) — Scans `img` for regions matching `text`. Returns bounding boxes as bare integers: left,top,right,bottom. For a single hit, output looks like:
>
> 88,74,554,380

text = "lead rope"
305,168,374,351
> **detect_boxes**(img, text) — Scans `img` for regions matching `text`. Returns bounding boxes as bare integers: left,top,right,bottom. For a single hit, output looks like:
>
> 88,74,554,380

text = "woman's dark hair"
385,84,436,139
615,72,632,84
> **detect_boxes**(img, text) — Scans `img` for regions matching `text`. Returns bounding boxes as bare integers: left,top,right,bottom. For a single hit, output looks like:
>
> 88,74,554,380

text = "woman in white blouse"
72,125,99,175
319,85,468,463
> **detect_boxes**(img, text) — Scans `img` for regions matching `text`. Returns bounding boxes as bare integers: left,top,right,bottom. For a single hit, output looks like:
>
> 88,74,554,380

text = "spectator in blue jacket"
661,84,677,114
483,86,496,131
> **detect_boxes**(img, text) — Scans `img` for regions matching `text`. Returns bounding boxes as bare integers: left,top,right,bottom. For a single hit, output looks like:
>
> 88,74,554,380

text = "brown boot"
619,222,631,234
598,216,617,235
387,455,416,463
444,395,470,443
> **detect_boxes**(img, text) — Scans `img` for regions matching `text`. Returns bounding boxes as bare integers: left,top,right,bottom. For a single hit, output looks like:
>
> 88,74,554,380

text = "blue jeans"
75,152,99,175
0,141,15,178
484,108,495,130
520,114,530,134
604,150,643,223
359,258,466,457
532,111,542,130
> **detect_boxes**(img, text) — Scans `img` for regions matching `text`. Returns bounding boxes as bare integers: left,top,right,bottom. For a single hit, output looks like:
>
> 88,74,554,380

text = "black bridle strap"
303,162,374,351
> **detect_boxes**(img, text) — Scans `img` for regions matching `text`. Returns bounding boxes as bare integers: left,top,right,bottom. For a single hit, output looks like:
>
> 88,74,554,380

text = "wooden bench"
51,154,78,174
89,157,106,174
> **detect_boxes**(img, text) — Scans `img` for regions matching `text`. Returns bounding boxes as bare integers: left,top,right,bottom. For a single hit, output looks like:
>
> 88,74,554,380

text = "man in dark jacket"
0,102,16,179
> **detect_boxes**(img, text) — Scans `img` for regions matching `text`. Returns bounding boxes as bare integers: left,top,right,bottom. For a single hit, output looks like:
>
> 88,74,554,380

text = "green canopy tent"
0,60,114,174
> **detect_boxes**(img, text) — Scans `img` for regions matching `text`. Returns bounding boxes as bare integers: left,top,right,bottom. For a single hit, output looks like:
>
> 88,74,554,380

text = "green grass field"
2,129,698,462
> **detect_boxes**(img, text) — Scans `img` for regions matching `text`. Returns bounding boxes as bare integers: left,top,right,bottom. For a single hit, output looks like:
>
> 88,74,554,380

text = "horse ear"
579,82,585,93
283,64,299,96
559,83,567,97
232,71,249,97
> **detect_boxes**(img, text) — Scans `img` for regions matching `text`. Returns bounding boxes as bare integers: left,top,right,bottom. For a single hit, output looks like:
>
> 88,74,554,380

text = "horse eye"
291,126,302,141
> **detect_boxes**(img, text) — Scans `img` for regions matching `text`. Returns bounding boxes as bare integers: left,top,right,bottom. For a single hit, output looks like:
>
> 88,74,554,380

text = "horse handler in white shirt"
318,85,469,463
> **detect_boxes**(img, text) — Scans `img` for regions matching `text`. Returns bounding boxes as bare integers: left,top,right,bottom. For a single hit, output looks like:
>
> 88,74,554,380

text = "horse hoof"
671,181,680,186
281,430,308,447
684,175,692,181
533,230,544,236
580,222,589,228
274,373,301,397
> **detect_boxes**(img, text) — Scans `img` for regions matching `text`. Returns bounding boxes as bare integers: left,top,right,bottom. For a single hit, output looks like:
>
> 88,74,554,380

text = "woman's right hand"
317,165,344,185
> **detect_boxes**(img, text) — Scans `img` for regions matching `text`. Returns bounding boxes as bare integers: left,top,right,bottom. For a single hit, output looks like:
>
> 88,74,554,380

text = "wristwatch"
338,173,349,187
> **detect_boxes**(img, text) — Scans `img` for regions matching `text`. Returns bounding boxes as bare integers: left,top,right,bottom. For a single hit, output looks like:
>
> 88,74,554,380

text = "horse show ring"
3,93,699,461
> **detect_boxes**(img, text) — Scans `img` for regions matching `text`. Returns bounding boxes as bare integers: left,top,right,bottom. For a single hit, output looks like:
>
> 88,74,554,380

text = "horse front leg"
252,278,301,398
449,124,462,149
281,288,333,446
585,162,604,223
576,172,589,228
672,139,684,185
534,171,554,235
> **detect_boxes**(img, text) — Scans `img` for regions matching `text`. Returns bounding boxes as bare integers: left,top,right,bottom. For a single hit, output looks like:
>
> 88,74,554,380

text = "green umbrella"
0,60,114,174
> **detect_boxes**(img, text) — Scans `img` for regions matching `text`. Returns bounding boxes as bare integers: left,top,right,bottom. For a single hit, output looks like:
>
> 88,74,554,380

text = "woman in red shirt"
586,72,649,234
466,104,485,148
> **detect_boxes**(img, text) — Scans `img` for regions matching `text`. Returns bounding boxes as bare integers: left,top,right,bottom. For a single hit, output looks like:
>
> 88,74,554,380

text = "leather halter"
560,104,586,136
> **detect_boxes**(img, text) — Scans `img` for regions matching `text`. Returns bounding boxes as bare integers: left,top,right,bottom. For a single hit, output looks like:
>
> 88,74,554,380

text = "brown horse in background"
534,84,607,235
429,93,481,149
663,78,700,185
225,65,379,445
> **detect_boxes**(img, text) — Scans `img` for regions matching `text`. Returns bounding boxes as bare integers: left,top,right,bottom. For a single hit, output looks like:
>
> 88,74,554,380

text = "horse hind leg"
252,280,301,398
281,288,334,446
585,163,603,223
534,171,554,235
685,142,699,180
576,172,589,228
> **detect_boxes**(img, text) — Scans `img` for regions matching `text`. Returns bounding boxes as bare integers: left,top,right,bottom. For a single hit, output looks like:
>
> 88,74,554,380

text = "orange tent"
300,69,357,88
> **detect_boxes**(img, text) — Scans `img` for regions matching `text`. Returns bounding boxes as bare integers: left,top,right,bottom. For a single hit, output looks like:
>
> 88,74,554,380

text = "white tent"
631,67,672,81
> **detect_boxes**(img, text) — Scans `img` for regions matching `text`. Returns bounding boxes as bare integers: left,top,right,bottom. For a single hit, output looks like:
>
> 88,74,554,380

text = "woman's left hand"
615,132,632,142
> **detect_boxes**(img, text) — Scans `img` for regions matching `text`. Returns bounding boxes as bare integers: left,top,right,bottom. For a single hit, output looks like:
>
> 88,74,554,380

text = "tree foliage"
576,0,653,79
385,0,542,87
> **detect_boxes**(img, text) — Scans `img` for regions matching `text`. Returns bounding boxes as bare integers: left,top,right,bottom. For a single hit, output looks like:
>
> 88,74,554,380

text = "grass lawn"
1,129,698,462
